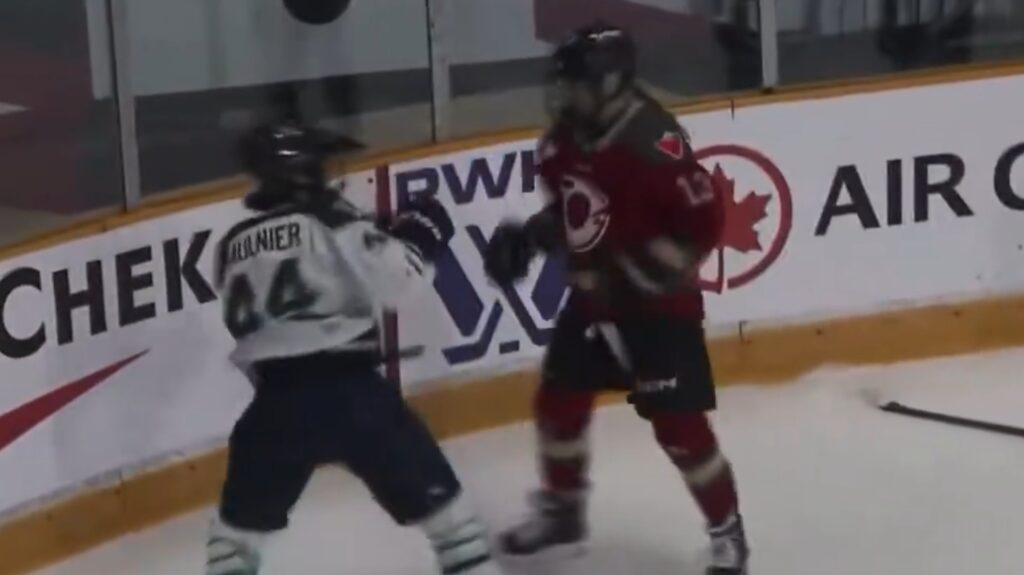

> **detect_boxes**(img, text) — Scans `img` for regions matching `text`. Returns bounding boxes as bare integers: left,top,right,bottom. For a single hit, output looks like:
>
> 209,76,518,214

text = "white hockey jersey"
213,202,429,367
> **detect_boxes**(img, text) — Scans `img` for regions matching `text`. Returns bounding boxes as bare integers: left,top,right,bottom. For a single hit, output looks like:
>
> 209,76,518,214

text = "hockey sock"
535,388,596,493
420,494,494,574
206,516,267,575
651,411,739,527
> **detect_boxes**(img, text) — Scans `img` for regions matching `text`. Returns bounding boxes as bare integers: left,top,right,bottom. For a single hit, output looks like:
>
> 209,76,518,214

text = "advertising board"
4,74,1024,518
391,75,1024,383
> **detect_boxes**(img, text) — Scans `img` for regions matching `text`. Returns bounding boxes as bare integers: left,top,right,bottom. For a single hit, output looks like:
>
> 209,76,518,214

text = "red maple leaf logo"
703,164,772,293
712,164,770,253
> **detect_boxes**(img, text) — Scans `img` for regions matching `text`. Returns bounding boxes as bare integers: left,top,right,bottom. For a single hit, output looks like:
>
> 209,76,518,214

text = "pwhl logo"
409,144,791,366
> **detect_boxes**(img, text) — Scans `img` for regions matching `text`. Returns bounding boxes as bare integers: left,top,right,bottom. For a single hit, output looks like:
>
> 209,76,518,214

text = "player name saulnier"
226,222,302,265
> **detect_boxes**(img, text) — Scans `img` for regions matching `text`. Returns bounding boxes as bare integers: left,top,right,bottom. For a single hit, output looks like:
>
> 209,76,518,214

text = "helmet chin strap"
597,90,633,128
574,85,635,144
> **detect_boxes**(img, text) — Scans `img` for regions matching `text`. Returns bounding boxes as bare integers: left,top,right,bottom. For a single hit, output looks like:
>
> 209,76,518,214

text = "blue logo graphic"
395,149,539,211
434,227,567,365
395,147,567,366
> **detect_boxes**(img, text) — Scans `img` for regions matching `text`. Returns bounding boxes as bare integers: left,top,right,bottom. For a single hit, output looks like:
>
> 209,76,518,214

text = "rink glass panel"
7,1,1024,245
434,0,764,139
776,0,1024,85
123,0,435,199
0,0,123,247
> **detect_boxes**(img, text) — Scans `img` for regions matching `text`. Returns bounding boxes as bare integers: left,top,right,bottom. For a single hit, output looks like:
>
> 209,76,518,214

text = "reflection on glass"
0,0,122,246
442,0,763,138
127,0,434,198
778,0,1024,85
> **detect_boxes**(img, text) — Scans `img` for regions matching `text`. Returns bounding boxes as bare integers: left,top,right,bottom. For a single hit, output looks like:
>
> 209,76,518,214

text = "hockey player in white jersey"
204,123,504,575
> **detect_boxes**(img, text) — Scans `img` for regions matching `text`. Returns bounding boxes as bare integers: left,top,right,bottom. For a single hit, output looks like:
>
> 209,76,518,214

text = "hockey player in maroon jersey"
482,24,750,575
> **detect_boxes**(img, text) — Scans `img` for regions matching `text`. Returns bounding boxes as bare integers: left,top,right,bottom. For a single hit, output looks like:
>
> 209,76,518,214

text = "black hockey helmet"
238,121,364,211
548,23,638,127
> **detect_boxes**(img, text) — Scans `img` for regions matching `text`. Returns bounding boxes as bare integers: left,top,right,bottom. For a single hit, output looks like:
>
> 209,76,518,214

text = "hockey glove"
484,221,536,286
389,196,455,262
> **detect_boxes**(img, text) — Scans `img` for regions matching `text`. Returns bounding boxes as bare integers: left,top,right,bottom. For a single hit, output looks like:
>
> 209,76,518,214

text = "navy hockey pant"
219,352,461,532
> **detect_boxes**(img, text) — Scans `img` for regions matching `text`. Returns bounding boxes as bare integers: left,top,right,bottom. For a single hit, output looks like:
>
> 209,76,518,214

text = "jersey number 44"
223,258,320,338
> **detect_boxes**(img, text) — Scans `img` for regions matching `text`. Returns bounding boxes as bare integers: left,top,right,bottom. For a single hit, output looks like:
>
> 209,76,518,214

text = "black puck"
283,0,352,25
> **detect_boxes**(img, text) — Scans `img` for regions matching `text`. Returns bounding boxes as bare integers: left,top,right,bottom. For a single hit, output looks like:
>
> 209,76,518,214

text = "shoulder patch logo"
655,131,685,160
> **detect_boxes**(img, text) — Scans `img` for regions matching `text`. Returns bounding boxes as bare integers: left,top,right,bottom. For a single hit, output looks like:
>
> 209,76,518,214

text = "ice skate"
205,518,263,575
499,490,587,559
706,513,749,575
424,495,507,575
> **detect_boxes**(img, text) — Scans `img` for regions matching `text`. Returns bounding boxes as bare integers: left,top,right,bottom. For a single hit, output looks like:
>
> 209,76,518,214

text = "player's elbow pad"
372,242,434,309
616,235,697,294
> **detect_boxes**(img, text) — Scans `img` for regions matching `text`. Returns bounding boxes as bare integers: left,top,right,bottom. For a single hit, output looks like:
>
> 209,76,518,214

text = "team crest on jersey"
560,175,610,253
655,131,685,160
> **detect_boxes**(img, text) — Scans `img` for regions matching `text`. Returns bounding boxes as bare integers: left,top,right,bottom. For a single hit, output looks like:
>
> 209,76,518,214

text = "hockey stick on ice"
872,397,1024,439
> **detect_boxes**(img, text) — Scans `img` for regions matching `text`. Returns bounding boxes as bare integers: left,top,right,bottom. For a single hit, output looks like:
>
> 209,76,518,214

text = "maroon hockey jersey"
538,94,724,321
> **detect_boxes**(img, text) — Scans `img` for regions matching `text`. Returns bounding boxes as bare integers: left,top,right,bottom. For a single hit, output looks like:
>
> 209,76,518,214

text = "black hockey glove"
389,197,455,262
484,221,536,286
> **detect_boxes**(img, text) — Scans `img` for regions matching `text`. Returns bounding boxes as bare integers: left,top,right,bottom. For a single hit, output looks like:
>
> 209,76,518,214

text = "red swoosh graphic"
0,351,148,452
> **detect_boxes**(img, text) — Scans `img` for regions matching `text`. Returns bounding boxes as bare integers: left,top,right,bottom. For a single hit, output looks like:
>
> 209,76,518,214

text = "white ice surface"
30,348,1024,575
